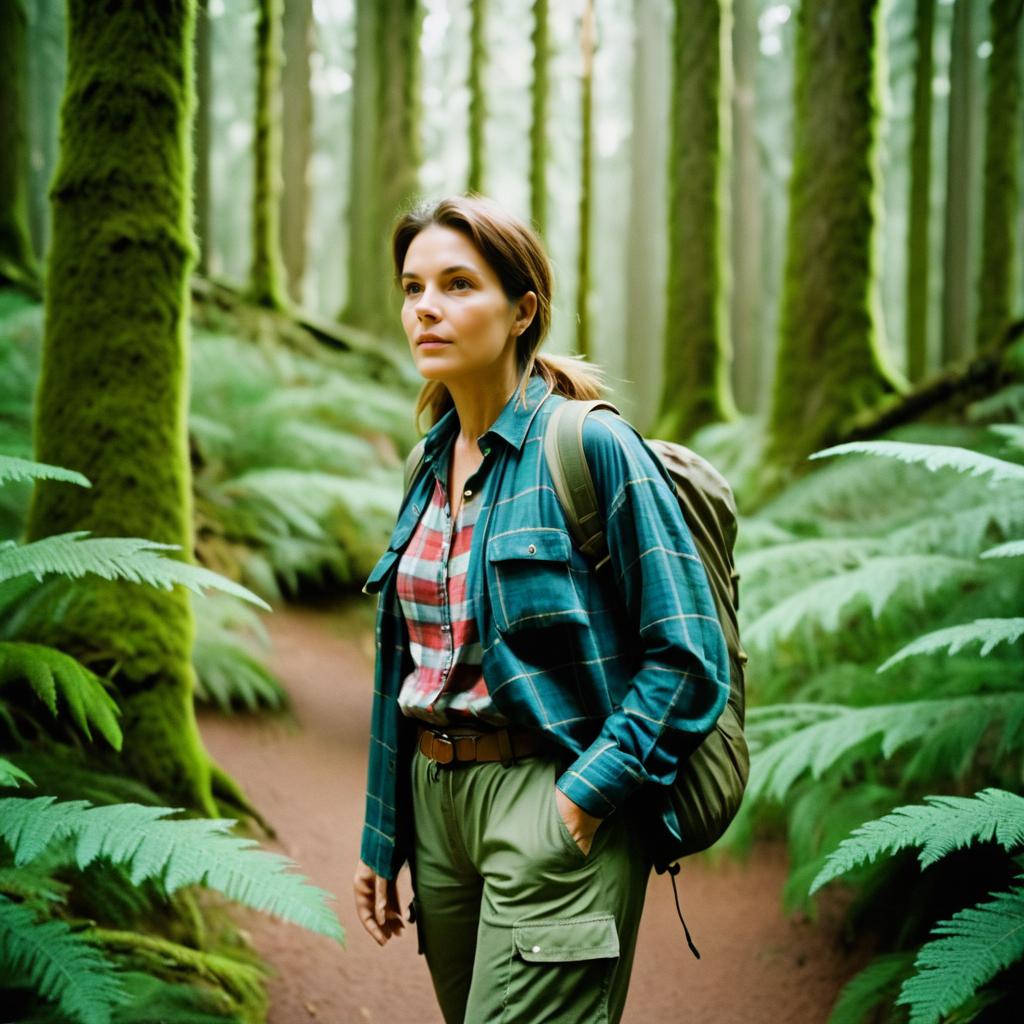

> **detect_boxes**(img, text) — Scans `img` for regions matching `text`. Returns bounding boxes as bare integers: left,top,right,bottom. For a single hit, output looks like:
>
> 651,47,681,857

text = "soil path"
197,603,866,1024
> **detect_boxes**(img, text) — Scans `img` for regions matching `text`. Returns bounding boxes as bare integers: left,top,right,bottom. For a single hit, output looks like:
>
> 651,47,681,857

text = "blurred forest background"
0,0,1023,1022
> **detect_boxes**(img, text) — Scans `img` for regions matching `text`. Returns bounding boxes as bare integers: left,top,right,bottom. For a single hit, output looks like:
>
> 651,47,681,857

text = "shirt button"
441,623,450,632
531,945,541,954
463,488,472,498
527,544,537,555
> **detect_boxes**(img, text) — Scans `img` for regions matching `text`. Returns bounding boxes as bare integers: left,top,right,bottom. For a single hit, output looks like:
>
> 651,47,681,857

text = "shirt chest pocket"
486,528,588,633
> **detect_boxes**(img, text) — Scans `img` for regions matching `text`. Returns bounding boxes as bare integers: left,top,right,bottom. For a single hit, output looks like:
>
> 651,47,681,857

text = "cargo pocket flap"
513,913,619,963
488,528,572,563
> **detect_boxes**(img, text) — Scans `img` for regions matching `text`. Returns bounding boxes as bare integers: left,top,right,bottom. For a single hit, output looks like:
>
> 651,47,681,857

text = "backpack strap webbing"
543,399,620,570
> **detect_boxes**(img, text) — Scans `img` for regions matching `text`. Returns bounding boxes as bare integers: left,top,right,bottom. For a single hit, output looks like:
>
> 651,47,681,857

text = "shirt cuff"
555,740,644,818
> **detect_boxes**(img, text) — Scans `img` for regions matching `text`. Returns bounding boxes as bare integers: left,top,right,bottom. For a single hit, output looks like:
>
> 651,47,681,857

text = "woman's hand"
554,786,604,856
353,859,405,946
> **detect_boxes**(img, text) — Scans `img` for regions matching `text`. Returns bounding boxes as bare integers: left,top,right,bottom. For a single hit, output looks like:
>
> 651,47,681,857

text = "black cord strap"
668,863,701,960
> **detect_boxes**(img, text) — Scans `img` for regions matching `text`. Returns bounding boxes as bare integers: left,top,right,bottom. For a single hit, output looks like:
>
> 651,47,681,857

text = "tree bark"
0,0,39,291
656,0,736,442
575,0,595,359
905,0,935,383
194,0,212,278
25,0,221,816
250,0,287,309
766,0,902,468
280,0,314,306
974,0,1022,351
467,0,487,195
529,0,549,237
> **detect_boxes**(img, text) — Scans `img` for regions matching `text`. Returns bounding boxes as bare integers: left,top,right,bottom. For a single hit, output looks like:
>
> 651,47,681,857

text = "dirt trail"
198,603,867,1024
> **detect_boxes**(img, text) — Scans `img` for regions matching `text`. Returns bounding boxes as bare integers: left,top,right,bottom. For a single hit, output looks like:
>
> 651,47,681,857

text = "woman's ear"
514,291,538,335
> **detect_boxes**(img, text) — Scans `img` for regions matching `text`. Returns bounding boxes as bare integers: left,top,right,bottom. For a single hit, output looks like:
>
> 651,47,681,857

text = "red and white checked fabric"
395,471,509,726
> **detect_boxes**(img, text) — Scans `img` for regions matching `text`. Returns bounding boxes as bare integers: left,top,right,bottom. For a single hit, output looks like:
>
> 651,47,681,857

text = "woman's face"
400,224,528,385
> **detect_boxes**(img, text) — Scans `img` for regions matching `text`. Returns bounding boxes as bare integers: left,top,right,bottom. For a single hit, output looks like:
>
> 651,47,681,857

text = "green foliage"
877,618,1024,669
827,951,917,1024
0,894,125,1024
0,796,344,942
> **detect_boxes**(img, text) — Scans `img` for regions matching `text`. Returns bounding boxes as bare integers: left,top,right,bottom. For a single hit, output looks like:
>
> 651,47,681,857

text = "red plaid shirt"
395,461,509,726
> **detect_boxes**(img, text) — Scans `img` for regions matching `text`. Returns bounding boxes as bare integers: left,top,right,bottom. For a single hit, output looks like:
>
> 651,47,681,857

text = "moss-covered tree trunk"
280,0,313,305
655,0,736,442
729,0,761,412
529,0,549,238
766,0,901,469
25,0,220,816
0,0,39,291
467,0,487,195
341,0,421,337
575,0,595,359
974,0,1021,351
905,0,935,383
625,0,671,432
249,0,287,309
194,0,212,279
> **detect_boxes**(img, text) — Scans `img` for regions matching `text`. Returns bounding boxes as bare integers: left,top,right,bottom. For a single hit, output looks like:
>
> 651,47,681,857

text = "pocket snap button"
527,544,537,555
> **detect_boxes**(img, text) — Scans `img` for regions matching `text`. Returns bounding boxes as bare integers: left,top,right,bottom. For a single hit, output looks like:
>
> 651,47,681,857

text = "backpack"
543,399,749,865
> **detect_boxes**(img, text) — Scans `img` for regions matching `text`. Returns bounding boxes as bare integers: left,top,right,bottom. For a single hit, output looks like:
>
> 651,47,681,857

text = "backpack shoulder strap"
543,399,620,569
403,437,427,494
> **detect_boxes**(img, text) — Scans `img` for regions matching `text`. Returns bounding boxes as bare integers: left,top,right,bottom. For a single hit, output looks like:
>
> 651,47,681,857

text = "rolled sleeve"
555,412,730,818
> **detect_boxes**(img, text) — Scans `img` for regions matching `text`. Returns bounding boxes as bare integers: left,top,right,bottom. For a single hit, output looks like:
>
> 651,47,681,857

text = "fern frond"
0,533,270,610
0,455,90,490
0,894,125,1024
0,641,122,748
748,694,1024,805
885,494,1024,558
111,971,238,1023
878,619,1024,671
0,755,33,788
988,423,1024,451
810,789,1024,893
0,864,68,906
827,951,917,1024
192,639,286,713
896,881,1024,1024
981,539,1024,559
744,555,986,650
0,797,344,943
809,440,1024,485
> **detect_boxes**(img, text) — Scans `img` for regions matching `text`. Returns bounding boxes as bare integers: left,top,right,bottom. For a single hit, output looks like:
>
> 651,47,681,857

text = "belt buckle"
432,732,455,765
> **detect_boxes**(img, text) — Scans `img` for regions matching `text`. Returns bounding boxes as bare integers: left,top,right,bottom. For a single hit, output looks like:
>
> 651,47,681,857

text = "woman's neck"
445,367,522,449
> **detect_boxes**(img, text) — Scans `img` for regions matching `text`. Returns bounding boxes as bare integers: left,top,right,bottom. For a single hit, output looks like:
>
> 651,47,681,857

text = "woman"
353,194,729,1023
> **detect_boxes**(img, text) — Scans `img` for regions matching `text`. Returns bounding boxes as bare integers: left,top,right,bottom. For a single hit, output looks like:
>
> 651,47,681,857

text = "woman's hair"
391,193,605,430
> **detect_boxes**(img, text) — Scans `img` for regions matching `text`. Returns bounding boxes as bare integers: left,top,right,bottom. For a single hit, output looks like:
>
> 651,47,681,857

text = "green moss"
576,0,594,359
767,0,904,468
249,0,287,311
974,0,1021,350
656,0,737,442
467,0,487,194
529,0,549,237
24,0,219,816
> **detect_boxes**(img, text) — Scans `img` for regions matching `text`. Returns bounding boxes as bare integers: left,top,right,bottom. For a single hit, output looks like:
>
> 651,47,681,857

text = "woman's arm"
554,410,731,819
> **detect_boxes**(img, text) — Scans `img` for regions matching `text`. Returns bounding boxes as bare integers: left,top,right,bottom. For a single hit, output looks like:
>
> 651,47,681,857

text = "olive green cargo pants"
408,744,652,1024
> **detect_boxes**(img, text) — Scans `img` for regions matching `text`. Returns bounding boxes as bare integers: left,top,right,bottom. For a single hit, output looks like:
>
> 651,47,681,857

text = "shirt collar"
420,373,553,465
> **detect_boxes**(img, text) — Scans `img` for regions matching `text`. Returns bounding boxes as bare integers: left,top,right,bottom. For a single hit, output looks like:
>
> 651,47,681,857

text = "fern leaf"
827,951,917,1024
0,533,270,610
0,454,90,489
988,423,1024,452
0,894,125,1024
193,639,286,713
0,755,34,788
981,539,1024,559
897,881,1024,1024
0,642,122,748
0,797,344,943
110,971,238,1023
744,555,984,649
810,789,1024,893
809,440,1024,485
877,619,1024,670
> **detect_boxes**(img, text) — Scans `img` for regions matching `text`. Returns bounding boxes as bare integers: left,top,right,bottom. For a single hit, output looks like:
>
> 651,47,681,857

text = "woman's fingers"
353,862,391,946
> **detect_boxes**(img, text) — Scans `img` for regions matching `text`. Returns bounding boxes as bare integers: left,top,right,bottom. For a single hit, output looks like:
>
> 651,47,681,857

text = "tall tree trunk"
766,0,901,470
250,0,287,309
625,0,671,432
656,0,736,442
194,0,212,279
280,0,313,305
0,0,39,291
975,0,1022,351
467,0,487,195
25,0,220,815
940,0,979,364
729,0,761,412
529,0,549,237
906,0,936,383
341,0,421,337
575,0,595,359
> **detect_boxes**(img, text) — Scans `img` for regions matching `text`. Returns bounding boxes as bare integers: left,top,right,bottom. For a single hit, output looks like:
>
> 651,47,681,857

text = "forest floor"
197,601,871,1024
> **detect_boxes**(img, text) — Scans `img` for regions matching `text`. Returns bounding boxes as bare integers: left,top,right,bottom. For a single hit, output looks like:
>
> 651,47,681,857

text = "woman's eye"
450,278,471,290
403,283,421,296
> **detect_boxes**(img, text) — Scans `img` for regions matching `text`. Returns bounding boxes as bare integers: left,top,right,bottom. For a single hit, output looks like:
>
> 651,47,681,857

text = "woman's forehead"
403,225,488,275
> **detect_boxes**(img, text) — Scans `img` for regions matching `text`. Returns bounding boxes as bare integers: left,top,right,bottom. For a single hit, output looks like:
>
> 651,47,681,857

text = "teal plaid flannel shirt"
360,374,730,878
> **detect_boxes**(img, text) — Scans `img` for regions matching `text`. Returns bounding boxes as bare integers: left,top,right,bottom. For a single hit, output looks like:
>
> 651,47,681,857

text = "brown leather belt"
416,723,545,766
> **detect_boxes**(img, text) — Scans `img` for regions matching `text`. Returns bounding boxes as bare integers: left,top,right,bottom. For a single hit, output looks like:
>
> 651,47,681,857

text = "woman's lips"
417,336,451,348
